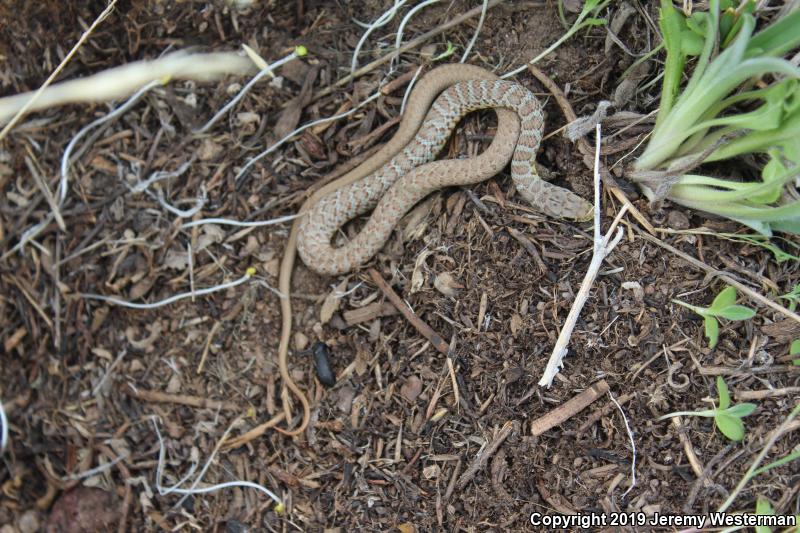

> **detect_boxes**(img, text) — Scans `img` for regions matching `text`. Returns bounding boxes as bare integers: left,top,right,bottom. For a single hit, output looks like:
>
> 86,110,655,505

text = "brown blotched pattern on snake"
297,79,594,276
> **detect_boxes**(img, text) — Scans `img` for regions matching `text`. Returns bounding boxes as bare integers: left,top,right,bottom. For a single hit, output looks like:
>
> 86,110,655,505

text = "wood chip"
343,302,397,326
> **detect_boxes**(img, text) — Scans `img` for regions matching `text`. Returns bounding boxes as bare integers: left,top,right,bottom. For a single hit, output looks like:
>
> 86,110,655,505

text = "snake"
275,64,593,436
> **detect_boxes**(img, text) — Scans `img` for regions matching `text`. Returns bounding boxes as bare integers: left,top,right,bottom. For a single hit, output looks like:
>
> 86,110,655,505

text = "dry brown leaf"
434,272,462,297
272,66,318,139
128,274,156,301
197,224,225,251
410,249,433,293
125,322,162,351
396,523,417,533
510,313,523,338
400,375,422,402
197,138,223,161
401,194,439,242
477,292,488,331
422,464,441,480
320,279,348,324
163,249,189,270
90,305,110,333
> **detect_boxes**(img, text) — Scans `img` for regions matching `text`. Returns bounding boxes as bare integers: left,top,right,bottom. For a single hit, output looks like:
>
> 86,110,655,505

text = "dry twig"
367,267,450,355
530,380,610,435
456,420,515,489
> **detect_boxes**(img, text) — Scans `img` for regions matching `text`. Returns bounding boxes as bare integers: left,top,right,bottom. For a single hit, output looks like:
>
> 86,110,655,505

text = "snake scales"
276,64,593,435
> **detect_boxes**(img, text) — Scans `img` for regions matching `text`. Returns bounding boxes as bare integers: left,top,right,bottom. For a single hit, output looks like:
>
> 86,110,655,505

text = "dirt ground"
1,1,798,531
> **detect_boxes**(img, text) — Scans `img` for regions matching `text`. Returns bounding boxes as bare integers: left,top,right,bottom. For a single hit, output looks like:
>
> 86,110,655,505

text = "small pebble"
293,332,309,351
667,210,690,230
336,386,356,413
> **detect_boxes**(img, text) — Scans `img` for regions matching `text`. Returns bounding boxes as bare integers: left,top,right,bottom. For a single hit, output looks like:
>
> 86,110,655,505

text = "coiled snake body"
276,64,593,435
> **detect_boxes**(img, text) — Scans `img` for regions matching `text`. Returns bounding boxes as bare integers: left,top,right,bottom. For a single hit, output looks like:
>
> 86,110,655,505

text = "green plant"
673,286,756,348
718,403,800,512
659,376,757,441
432,41,456,61
628,0,800,235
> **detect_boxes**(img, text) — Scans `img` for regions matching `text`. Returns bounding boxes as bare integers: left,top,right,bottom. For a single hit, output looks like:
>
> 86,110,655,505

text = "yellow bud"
295,45,308,57
246,267,256,277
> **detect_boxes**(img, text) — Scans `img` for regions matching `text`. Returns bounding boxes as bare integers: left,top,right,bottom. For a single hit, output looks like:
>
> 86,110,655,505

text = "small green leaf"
710,286,737,310
756,495,774,515
755,496,774,533
790,339,800,356
752,152,788,204
685,12,708,38
715,304,756,320
716,376,731,410
715,413,745,441
705,315,720,348
724,403,757,417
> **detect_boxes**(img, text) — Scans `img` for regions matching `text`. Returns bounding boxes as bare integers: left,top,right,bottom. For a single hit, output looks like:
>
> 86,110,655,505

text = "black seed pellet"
312,341,336,387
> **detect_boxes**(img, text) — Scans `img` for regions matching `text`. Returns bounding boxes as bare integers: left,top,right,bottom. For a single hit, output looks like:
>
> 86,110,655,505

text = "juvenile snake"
275,64,593,436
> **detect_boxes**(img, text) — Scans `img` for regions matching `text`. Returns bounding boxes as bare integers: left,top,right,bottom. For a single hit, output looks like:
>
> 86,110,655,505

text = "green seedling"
432,41,456,62
673,286,756,348
628,0,800,235
659,376,757,441
718,403,800,512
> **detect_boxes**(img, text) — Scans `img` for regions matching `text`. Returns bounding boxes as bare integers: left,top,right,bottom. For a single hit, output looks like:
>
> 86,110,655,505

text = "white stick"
0,51,254,127
538,124,626,387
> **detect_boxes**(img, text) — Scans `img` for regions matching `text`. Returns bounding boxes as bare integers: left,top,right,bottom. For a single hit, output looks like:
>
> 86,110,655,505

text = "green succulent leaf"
751,153,788,204
745,8,800,59
716,376,731,410
657,0,691,122
710,286,737,310
715,304,756,321
719,0,755,48
704,315,720,348
724,403,757,418
715,412,745,441
755,496,775,533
